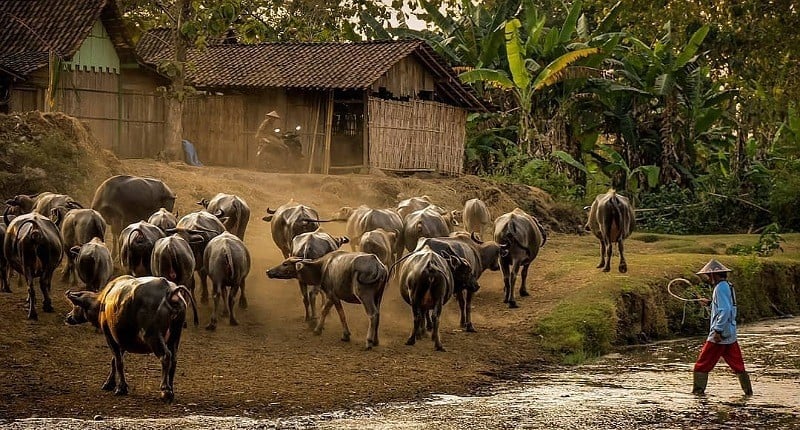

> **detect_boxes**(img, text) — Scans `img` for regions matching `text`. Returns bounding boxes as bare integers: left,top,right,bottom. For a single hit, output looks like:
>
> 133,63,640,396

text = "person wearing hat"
692,259,753,396
256,110,281,145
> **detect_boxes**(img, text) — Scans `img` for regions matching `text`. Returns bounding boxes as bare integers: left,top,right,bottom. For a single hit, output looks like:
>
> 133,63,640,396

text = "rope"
667,278,708,326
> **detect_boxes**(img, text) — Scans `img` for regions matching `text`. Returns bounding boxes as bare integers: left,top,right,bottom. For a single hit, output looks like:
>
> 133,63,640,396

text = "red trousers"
693,341,746,373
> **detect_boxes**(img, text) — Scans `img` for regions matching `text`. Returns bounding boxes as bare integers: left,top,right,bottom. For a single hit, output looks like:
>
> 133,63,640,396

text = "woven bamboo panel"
367,97,465,175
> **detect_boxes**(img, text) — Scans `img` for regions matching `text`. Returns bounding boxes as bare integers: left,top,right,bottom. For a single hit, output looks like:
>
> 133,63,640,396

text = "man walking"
692,259,753,396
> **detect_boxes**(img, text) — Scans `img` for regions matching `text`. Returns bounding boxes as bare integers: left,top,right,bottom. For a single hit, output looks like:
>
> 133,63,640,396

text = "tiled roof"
0,0,133,77
137,33,485,110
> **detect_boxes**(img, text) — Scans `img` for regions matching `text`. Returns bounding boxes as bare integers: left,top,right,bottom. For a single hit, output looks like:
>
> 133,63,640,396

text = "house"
0,0,166,157
138,32,485,174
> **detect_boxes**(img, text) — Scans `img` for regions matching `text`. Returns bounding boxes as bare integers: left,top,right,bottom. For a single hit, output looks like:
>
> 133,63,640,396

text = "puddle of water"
4,318,799,430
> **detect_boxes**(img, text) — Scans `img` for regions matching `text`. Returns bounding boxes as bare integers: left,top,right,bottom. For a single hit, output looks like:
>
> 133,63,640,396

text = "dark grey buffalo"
148,208,178,233
360,228,397,267
0,221,9,293
463,198,491,236
34,193,84,227
267,251,388,350
3,212,63,319
91,176,176,259
198,194,251,240
60,209,106,283
494,208,546,308
263,200,320,258
402,207,451,252
151,236,197,295
120,221,165,277
65,276,198,402
415,232,504,332
393,246,472,351
4,193,37,214
68,237,113,292
204,232,251,330
586,189,634,273
171,211,227,305
270,230,349,323
334,205,404,260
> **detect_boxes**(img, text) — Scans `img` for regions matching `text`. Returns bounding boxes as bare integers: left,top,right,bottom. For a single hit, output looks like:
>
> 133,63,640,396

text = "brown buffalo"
148,208,179,233
493,208,546,308
203,232,251,330
68,238,113,292
262,200,320,258
586,189,634,273
198,193,251,240
463,198,491,236
60,209,106,283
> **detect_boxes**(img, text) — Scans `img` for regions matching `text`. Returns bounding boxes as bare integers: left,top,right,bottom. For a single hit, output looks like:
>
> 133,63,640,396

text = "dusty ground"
0,161,569,420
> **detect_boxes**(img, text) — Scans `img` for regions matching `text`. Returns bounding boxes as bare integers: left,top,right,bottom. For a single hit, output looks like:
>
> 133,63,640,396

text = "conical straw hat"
696,259,732,275
266,110,281,119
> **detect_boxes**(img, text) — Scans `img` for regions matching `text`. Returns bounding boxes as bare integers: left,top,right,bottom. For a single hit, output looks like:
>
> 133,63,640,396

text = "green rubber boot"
692,371,708,395
738,372,753,396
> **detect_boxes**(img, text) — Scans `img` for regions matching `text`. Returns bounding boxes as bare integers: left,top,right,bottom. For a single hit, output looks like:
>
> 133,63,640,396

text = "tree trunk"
163,0,191,161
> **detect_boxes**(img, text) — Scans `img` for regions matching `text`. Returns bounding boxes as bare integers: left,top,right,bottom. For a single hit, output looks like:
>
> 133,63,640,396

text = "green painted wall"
66,20,120,73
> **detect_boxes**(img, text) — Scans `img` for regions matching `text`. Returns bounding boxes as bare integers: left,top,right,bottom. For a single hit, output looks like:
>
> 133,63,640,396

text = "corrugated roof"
0,0,133,77
137,32,485,110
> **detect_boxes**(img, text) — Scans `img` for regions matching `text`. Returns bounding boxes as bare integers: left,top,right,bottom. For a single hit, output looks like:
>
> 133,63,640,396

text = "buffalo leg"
61,255,74,283
500,258,511,304
40,271,54,313
108,335,128,396
25,273,37,321
432,305,445,351
406,304,422,346
206,282,222,330
597,240,606,269
464,290,476,332
167,321,183,394
308,285,319,324
603,238,613,272
313,297,335,335
507,261,521,309
299,282,311,322
361,295,379,350
0,265,9,293
146,332,173,402
425,311,433,332
519,263,531,297
227,285,239,326
238,280,248,309
455,290,467,328
334,300,352,342
101,356,117,391
220,285,230,317
198,268,210,304
618,240,628,273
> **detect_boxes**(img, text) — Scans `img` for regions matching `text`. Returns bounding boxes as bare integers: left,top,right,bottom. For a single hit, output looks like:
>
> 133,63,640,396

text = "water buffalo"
68,238,113,292
463,198,491,236
334,205,404,258
262,200,320,258
393,246,471,351
396,195,433,220
204,232,251,330
64,276,198,402
402,207,451,252
148,208,178,233
4,193,38,214
34,193,84,227
3,212,63,319
120,221,165,277
270,230,349,324
171,211,227,305
494,208,546,308
60,209,106,283
267,251,388,350
360,228,397,267
415,232,504,331
198,194,251,240
151,236,197,295
0,221,9,293
91,176,176,259
586,189,634,273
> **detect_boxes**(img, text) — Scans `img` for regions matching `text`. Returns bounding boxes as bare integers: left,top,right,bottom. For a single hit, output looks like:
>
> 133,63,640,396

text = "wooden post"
362,92,369,173
306,96,321,174
323,90,334,174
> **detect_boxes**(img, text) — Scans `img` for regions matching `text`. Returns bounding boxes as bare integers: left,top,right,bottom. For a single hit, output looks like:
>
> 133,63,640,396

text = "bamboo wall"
368,97,465,175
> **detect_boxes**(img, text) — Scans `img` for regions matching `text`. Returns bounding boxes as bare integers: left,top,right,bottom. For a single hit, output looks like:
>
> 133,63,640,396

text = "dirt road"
0,161,567,420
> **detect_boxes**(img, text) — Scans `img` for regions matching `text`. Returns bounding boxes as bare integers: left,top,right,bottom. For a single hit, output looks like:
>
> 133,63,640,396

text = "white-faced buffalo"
360,228,397,267
0,221,9,293
267,251,388,350
91,175,176,259
120,221,165,277
463,198,491,236
402,207,451,252
198,194,251,240
269,230,349,324
3,212,63,319
393,246,472,351
334,205,404,259
171,211,227,305
148,208,178,233
68,238,113,292
416,232,504,332
586,189,634,273
60,209,106,283
64,276,198,402
494,208,546,308
204,232,251,330
151,236,197,296
263,200,320,258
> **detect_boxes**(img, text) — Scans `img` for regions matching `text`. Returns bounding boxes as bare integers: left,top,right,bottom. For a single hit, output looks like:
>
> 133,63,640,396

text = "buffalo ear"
294,262,305,272
262,215,273,222
187,234,205,244
65,290,83,306
341,236,350,244
49,208,62,225
68,245,81,257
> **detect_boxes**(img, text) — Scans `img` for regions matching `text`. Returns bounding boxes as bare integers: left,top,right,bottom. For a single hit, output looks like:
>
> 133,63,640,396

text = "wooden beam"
323,90,334,174
307,94,321,173
362,91,369,172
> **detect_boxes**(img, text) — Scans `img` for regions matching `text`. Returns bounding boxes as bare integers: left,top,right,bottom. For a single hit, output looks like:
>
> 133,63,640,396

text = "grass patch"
534,295,618,362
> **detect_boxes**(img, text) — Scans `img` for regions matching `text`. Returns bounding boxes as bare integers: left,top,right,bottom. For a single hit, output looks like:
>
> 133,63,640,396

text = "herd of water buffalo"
0,174,633,402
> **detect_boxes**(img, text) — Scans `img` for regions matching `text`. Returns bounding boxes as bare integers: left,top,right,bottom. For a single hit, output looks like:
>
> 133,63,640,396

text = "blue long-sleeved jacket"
707,280,737,344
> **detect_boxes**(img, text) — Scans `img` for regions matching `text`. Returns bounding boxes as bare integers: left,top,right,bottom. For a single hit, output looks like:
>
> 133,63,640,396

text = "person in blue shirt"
692,259,753,396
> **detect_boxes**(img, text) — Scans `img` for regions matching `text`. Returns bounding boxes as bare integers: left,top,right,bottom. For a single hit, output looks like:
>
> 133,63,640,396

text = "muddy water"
4,318,799,429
